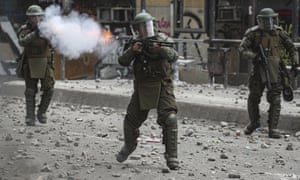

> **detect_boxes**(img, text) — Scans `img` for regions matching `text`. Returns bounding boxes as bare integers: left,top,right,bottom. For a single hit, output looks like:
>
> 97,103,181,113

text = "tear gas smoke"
39,5,118,59
61,0,73,12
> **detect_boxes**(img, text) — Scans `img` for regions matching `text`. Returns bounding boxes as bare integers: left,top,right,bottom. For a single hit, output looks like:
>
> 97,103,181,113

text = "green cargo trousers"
247,74,283,132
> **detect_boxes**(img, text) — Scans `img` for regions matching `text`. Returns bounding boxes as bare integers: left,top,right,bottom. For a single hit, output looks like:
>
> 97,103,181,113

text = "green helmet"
133,12,157,38
256,8,278,31
133,12,154,24
26,5,44,16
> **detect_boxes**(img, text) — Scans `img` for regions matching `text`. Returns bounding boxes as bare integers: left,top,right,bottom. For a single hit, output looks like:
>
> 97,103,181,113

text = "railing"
94,37,300,88
293,42,300,48
97,36,300,65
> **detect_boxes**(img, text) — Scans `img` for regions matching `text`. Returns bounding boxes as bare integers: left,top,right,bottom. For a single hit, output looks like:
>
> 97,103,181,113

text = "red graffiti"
158,17,170,29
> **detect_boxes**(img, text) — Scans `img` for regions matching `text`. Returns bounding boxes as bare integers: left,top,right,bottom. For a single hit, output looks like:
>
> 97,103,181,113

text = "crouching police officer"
17,5,55,126
116,11,179,170
239,8,299,138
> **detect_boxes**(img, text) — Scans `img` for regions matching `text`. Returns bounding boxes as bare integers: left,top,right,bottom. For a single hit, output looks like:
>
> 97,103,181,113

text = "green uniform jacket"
239,25,299,83
18,23,51,78
118,33,178,110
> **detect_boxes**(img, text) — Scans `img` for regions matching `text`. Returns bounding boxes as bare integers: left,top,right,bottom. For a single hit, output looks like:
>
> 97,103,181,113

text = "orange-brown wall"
53,52,97,80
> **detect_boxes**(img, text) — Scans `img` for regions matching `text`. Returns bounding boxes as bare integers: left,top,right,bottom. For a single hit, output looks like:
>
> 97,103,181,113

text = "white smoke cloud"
38,5,117,59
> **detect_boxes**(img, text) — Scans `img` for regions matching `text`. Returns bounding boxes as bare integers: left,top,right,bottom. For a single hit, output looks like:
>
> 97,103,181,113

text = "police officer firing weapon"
116,11,179,170
17,5,55,126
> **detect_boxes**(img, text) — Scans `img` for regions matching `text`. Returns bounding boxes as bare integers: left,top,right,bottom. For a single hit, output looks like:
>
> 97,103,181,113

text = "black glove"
283,86,294,102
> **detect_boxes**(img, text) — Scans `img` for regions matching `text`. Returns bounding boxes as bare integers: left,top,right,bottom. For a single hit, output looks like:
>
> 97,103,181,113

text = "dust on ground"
0,95,300,180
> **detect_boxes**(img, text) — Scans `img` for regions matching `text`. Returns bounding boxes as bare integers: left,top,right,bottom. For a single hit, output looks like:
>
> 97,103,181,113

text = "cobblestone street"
0,95,300,180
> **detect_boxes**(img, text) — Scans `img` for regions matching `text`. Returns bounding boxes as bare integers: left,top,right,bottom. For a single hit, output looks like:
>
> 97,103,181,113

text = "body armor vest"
133,35,173,83
19,24,50,78
26,37,49,59
254,30,282,83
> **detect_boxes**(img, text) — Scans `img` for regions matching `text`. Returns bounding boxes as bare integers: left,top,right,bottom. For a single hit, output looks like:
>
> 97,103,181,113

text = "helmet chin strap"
29,20,38,29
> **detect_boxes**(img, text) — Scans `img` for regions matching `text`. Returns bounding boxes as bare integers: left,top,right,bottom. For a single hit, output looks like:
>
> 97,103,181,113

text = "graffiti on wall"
157,16,171,35
277,11,300,64
155,11,203,38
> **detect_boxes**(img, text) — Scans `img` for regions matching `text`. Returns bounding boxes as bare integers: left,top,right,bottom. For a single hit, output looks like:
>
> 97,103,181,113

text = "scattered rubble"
0,95,300,179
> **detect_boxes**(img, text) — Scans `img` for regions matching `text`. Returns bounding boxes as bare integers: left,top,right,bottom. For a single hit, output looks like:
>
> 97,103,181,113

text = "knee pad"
165,113,177,128
268,95,281,105
274,96,281,105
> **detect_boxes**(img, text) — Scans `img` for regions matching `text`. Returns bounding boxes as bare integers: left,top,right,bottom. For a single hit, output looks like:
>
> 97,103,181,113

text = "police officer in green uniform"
116,11,179,170
18,5,55,126
239,8,299,138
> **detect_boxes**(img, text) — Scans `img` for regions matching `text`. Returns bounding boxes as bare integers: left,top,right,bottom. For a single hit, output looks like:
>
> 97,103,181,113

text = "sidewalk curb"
1,82,299,132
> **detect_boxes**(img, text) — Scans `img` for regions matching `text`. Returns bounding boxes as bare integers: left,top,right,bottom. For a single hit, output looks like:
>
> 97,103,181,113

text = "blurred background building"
0,0,299,87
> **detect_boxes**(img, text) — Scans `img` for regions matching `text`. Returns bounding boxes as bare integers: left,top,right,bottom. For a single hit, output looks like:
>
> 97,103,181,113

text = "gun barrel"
148,40,174,48
258,44,272,89
127,38,175,48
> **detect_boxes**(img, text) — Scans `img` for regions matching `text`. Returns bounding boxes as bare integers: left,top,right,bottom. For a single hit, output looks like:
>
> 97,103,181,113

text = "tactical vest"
253,29,282,83
133,35,173,83
19,25,50,59
19,24,50,78
26,38,49,59
132,34,175,110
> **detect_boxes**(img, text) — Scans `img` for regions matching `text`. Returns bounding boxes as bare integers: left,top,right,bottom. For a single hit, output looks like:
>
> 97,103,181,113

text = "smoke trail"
61,0,73,13
39,5,117,59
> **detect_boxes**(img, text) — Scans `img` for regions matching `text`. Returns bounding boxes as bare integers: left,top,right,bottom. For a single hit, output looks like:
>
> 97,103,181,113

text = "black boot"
244,123,260,135
25,89,36,126
37,89,53,124
269,129,281,139
268,94,281,139
245,95,261,135
164,114,179,170
116,145,137,163
116,119,139,163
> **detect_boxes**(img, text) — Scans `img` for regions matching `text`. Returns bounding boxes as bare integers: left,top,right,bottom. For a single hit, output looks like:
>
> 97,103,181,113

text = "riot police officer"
17,5,55,126
239,8,299,138
116,11,179,170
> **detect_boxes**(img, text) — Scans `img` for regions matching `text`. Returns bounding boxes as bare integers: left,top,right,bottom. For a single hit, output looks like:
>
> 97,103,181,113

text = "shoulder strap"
254,29,263,48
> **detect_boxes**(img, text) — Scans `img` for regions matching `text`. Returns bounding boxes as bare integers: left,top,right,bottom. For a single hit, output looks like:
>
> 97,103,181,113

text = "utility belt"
23,57,53,66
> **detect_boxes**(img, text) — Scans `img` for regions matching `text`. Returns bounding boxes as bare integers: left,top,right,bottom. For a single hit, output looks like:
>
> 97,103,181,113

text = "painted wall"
135,0,205,36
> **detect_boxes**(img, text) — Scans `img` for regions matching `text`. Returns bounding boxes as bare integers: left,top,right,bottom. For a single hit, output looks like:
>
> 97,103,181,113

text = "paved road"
0,94,300,180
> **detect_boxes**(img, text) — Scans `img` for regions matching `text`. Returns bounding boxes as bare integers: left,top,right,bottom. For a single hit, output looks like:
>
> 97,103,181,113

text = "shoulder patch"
157,32,168,40
273,25,284,36
249,25,259,32
245,25,259,35
274,25,283,31
157,32,173,42
17,24,29,34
